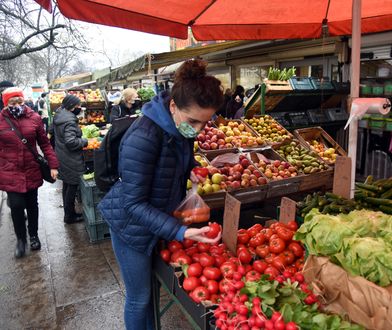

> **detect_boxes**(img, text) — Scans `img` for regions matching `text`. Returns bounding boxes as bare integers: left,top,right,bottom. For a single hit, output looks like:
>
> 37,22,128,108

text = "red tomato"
219,279,235,293
210,245,225,256
280,250,295,266
210,294,220,304
203,267,222,280
191,286,210,303
199,275,208,286
269,237,286,254
250,223,263,232
264,266,279,280
206,280,219,294
248,233,265,247
237,249,252,264
288,242,304,258
252,260,268,273
287,221,298,231
286,265,297,275
192,253,201,263
237,229,250,245
168,241,183,253
260,228,274,240
187,263,203,277
205,222,221,239
220,261,238,278
185,246,198,256
170,250,186,262
276,227,294,242
214,255,227,267
245,270,261,282
255,245,269,258
183,276,201,291
160,249,171,263
182,238,196,249
197,242,210,253
173,254,192,265
199,253,215,267
265,253,276,264
295,258,305,271
272,256,286,272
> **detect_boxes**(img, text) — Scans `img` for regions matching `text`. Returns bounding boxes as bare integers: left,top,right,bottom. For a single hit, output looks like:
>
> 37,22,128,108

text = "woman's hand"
184,226,221,244
50,169,58,180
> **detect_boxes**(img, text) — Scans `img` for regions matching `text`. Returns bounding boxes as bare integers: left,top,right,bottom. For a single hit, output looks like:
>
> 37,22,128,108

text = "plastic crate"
369,118,386,129
310,77,334,91
80,178,106,225
289,77,314,91
84,221,110,242
331,81,350,94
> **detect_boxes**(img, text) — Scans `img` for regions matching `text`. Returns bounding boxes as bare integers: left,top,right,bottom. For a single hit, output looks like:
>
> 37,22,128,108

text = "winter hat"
0,81,14,90
2,87,24,106
62,94,81,110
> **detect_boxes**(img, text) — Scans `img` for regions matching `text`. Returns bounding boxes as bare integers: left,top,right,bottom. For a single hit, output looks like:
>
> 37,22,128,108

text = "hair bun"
175,59,207,81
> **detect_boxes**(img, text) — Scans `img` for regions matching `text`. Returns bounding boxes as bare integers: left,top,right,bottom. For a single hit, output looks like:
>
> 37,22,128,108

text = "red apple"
253,170,261,178
197,133,205,142
211,135,218,143
201,142,210,150
241,173,250,181
250,179,258,186
241,179,250,188
243,169,252,175
257,177,267,185
240,158,250,168
232,164,244,174
273,160,281,167
248,165,256,172
210,142,218,150
217,139,225,146
233,171,242,181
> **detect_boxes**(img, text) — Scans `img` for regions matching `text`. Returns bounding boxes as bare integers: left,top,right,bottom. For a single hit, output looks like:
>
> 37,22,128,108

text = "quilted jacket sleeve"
119,126,183,241
63,122,88,151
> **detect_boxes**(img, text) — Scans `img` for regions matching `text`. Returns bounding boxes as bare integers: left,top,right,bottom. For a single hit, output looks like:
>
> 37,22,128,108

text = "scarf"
8,105,25,118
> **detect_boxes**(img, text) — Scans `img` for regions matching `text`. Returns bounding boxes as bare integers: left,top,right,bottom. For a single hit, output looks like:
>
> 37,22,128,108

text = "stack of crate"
79,177,110,242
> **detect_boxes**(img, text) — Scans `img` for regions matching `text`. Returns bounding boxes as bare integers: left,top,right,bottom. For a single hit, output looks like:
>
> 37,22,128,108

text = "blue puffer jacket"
98,92,193,255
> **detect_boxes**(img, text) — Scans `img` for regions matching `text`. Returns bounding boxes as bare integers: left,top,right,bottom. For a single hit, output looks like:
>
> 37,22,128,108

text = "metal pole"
348,0,361,197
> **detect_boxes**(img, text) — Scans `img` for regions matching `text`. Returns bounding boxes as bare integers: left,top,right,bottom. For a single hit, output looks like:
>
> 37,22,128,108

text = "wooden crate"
264,80,293,94
298,169,334,191
293,127,347,165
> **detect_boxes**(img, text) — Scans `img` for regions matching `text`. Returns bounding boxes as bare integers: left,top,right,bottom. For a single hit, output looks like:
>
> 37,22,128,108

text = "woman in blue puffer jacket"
98,59,224,330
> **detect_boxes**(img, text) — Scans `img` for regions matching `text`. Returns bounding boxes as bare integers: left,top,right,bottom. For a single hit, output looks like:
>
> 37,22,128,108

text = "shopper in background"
52,95,87,224
0,87,58,258
99,59,223,330
110,87,142,122
216,87,232,117
39,93,49,132
0,81,14,110
225,85,245,118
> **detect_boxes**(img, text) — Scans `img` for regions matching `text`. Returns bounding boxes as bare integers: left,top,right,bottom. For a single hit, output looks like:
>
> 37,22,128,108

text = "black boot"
15,239,26,258
30,236,41,251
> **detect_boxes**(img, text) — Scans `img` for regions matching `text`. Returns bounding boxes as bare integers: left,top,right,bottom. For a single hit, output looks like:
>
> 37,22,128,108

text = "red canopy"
43,0,392,40
34,0,52,13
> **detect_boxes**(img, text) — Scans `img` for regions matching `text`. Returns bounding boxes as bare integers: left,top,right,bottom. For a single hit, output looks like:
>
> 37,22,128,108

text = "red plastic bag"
173,185,210,225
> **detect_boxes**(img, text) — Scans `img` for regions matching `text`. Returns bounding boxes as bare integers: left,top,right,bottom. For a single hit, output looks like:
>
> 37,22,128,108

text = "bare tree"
0,0,87,61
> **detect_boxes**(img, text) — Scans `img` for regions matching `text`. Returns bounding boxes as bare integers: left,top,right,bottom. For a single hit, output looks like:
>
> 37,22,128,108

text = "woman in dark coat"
109,87,142,122
52,95,88,224
99,60,224,330
225,85,245,118
0,87,59,258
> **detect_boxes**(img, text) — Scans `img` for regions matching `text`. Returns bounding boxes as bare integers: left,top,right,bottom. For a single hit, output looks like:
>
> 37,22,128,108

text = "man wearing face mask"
110,88,142,122
52,94,87,224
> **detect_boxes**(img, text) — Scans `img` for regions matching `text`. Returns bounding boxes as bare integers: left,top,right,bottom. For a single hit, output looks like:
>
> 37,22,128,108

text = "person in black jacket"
99,60,224,330
109,88,142,122
225,85,245,118
53,95,88,224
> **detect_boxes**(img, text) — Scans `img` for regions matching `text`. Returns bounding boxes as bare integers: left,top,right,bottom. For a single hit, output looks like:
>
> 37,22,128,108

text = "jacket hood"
142,91,182,139
53,107,77,125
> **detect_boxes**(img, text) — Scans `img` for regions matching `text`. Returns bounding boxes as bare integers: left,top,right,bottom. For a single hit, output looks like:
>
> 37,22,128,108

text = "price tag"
333,156,352,199
279,197,297,224
222,193,241,254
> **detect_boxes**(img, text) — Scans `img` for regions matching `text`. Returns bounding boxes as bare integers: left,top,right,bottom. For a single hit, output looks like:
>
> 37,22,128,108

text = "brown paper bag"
303,256,392,330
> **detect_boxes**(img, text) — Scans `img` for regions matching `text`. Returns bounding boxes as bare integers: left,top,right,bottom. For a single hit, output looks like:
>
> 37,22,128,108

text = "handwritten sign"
222,193,241,254
333,156,352,199
279,197,297,224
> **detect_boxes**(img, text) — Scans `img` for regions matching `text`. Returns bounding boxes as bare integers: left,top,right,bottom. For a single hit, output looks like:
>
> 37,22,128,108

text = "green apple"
211,173,222,184
212,184,221,192
203,183,213,194
197,185,204,195
187,179,192,190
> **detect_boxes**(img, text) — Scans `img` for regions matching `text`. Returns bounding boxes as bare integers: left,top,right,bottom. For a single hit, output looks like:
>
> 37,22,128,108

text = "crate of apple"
256,159,298,181
196,121,228,151
216,120,264,148
243,115,292,145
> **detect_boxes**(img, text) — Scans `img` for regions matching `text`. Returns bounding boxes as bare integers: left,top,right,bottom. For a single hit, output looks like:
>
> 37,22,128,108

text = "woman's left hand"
50,169,58,180
184,227,221,244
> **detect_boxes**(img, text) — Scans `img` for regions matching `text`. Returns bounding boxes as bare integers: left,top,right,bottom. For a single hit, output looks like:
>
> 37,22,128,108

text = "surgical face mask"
174,110,199,139
72,107,82,116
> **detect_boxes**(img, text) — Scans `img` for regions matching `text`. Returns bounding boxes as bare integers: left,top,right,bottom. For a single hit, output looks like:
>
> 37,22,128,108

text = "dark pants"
7,189,39,242
42,117,49,132
110,229,154,330
62,182,78,219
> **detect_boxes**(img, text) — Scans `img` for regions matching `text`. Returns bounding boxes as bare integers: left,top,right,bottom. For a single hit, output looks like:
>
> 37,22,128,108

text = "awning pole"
348,0,362,197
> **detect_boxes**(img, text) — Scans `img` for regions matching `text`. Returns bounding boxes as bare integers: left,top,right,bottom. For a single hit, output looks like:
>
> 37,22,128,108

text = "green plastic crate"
369,118,385,129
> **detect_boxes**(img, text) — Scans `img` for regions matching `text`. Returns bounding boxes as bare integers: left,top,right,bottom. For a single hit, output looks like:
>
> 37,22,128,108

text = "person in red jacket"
0,87,59,258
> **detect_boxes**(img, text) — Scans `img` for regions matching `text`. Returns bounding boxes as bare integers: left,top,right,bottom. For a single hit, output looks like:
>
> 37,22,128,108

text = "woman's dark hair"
171,59,223,111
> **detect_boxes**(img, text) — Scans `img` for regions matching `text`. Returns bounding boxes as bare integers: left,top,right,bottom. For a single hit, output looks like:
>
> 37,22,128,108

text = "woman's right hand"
184,226,221,244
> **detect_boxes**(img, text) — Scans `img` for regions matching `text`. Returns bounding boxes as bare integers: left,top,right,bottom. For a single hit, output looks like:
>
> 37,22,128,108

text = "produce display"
217,120,264,148
197,122,227,151
297,177,392,217
79,110,105,124
267,67,296,81
308,140,337,163
253,157,299,181
137,87,155,102
83,137,101,150
68,90,86,103
49,91,65,104
244,116,291,144
295,209,392,286
275,141,329,174
85,88,104,102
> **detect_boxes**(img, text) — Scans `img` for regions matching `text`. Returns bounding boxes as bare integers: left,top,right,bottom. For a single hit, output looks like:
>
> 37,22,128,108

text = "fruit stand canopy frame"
35,0,392,40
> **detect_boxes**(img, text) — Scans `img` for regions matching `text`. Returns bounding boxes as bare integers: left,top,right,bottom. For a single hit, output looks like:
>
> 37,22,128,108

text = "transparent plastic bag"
173,185,210,225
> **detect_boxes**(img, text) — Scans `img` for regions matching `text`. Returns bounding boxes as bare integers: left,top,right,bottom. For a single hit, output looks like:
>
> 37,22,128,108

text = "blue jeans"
110,229,154,330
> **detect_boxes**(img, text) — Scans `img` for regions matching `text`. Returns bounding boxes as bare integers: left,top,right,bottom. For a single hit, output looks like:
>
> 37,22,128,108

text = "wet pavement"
0,181,192,330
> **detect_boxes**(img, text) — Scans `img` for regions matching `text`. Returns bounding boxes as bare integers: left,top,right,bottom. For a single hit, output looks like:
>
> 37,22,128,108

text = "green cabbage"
82,124,100,138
